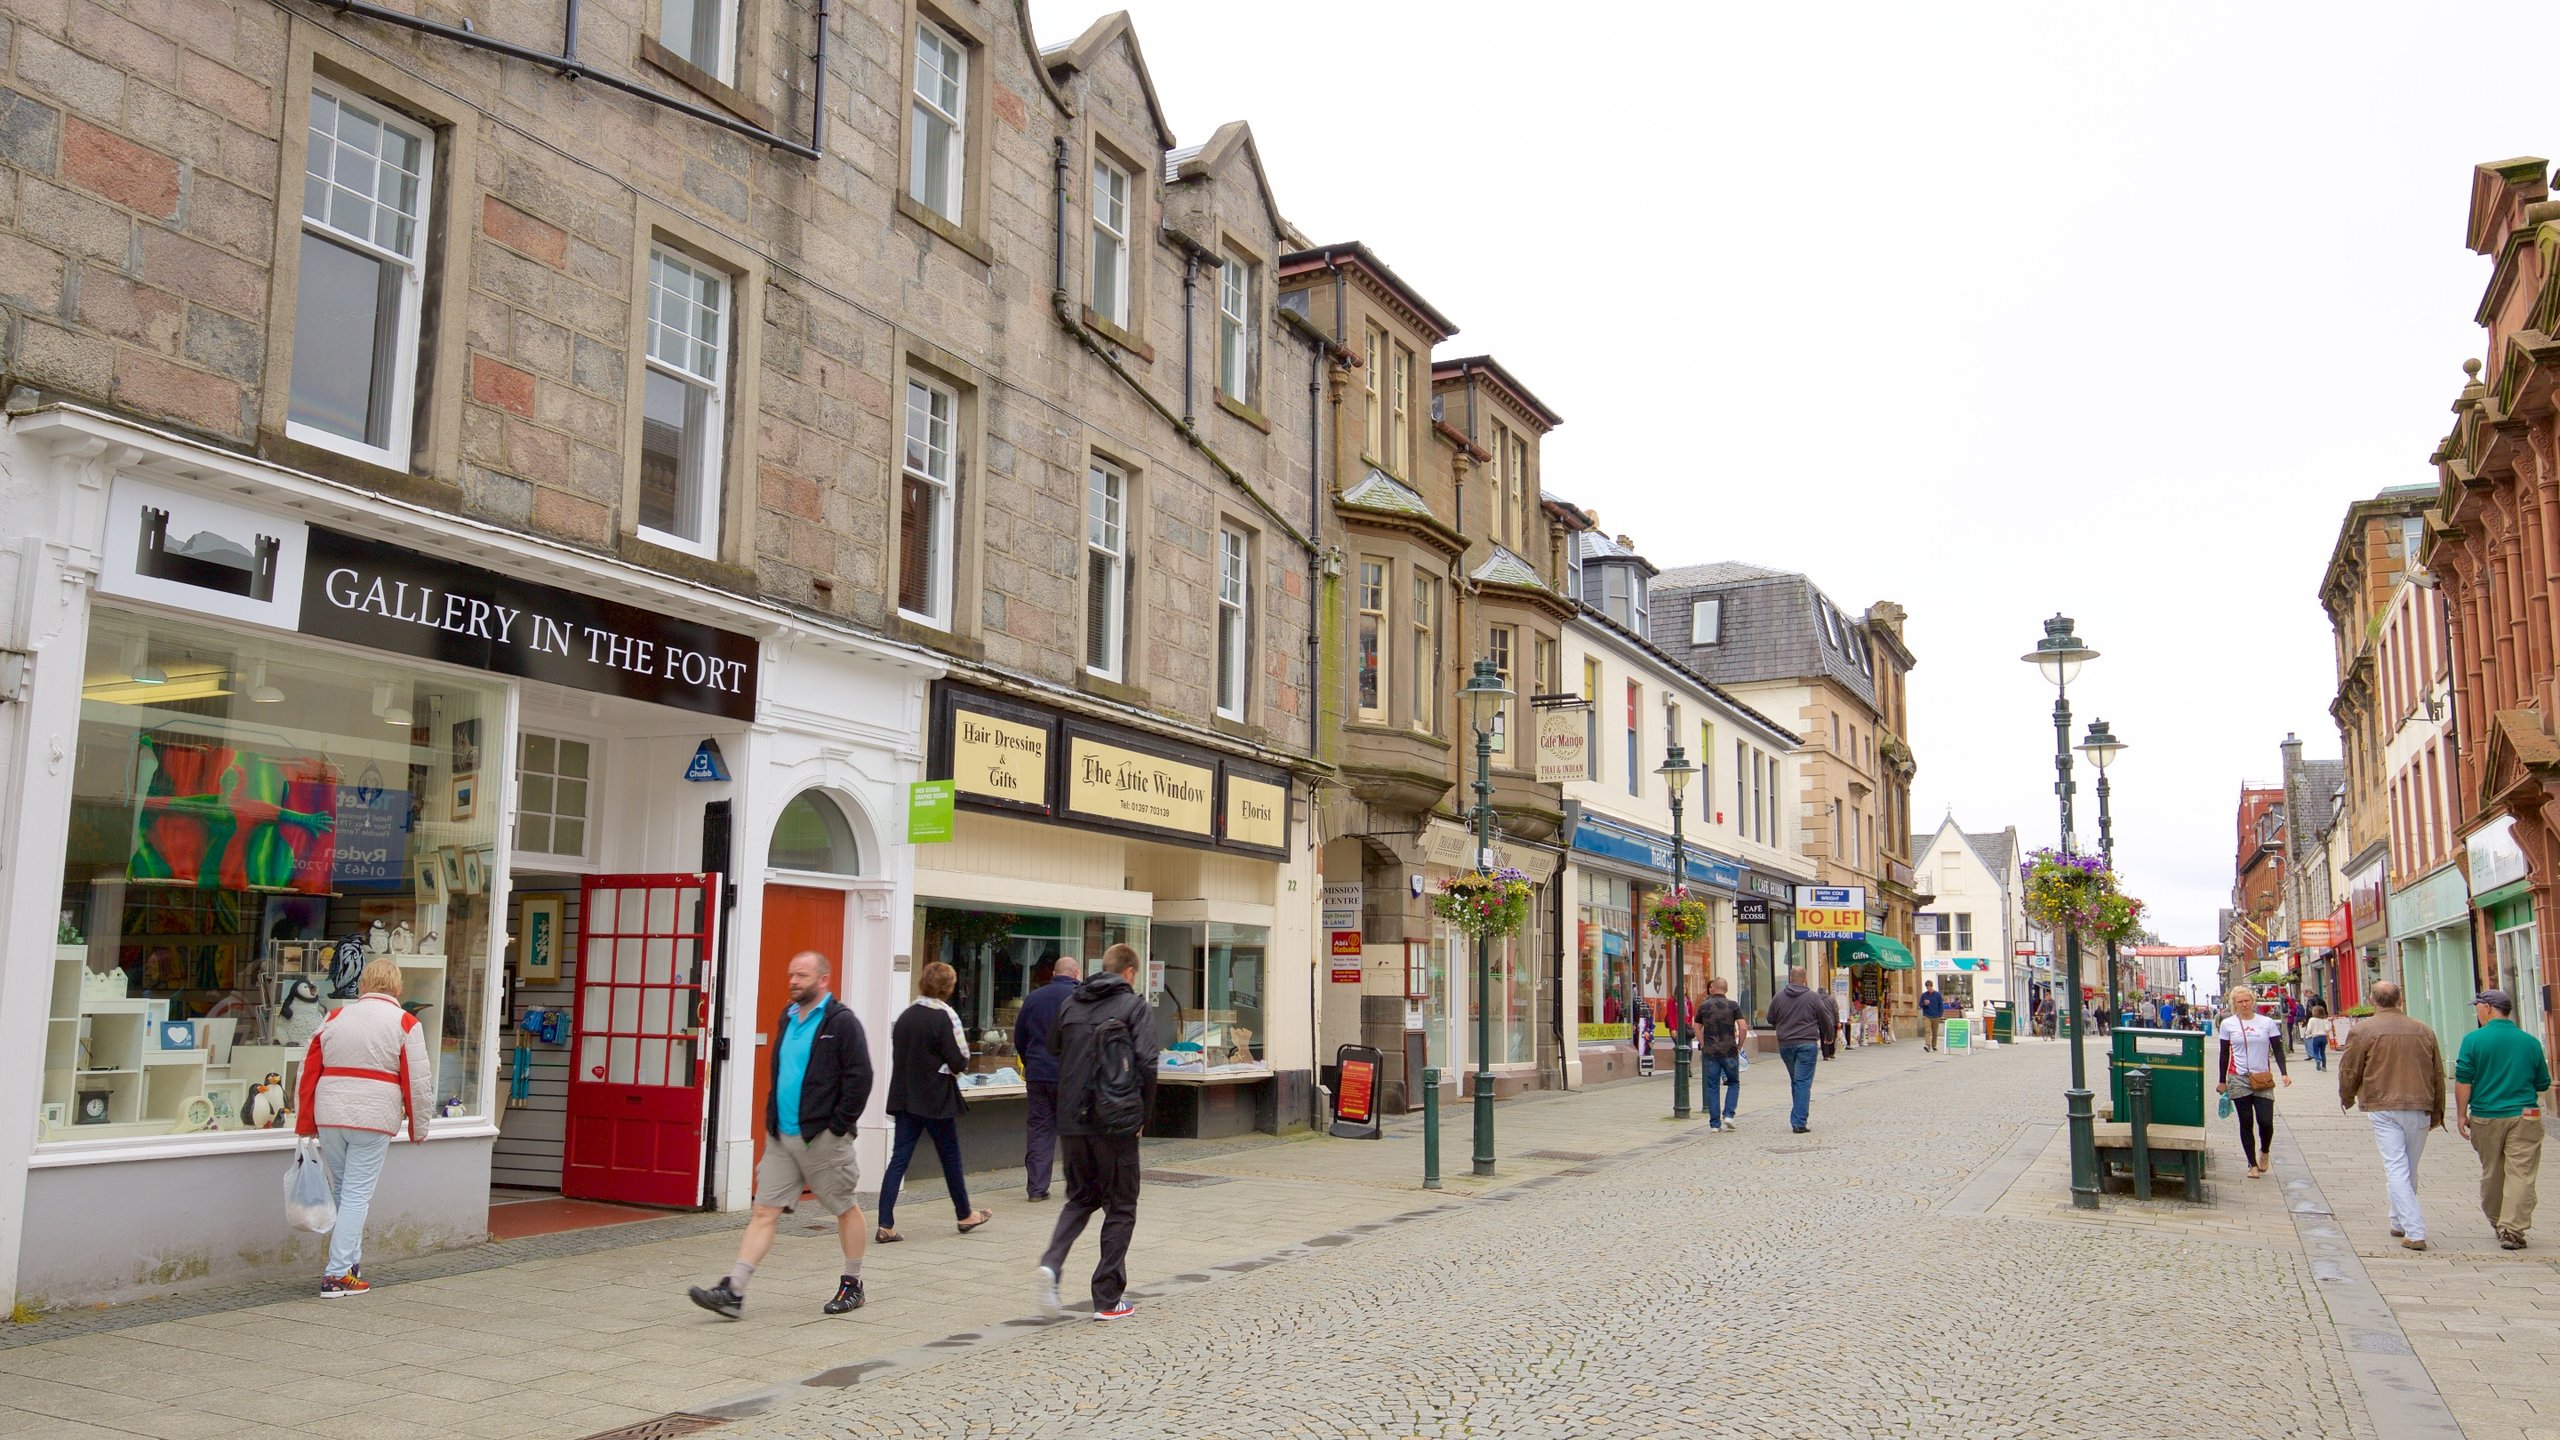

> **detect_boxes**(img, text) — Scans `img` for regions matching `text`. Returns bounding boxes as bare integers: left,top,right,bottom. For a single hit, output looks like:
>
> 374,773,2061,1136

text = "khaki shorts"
754,1130,863,1216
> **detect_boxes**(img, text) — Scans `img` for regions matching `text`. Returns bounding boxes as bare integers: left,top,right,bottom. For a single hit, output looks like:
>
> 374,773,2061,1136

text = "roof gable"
1432,355,1562,431
1040,10,1176,149
1165,121,1287,238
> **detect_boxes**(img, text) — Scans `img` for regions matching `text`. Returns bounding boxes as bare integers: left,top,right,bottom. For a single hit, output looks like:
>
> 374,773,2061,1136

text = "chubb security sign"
1793,886,1869,940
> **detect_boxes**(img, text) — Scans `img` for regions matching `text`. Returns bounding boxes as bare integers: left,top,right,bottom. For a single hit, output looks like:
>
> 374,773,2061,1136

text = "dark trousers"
877,1112,972,1230
2233,1093,2275,1168
1040,1133,1141,1310
1024,1081,1059,1198
1701,1054,1741,1126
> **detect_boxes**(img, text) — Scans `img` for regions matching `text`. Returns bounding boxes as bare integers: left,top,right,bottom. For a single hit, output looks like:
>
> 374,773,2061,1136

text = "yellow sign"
1797,906,1866,936
1578,1022,1633,1043
1067,736,1214,836
1224,775,1287,850
950,705,1049,807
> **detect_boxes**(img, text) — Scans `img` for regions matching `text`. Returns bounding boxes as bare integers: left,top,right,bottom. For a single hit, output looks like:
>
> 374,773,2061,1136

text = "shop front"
1561,810,1738,1084
2391,862,2475,1058
0,416,936,1307
914,684,1311,1151
2470,816,2546,1052
1735,871,1797,1027
1414,818,1558,1097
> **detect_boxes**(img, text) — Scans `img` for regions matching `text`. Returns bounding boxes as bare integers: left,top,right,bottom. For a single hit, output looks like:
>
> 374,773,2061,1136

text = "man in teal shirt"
2455,988,2552,1250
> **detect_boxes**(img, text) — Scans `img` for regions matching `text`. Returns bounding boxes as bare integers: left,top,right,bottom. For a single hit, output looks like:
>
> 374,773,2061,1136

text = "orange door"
752,885,847,1169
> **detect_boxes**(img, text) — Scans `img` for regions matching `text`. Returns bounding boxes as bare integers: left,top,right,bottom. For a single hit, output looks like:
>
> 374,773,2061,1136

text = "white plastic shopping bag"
284,1137,336,1233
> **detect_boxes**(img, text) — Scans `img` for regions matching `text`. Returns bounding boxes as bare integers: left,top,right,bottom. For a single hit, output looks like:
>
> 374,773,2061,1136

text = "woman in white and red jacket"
295,956,435,1297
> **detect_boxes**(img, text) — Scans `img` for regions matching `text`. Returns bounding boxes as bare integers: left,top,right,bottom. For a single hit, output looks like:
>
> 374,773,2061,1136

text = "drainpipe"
808,0,830,153
1181,252,1198,428
1049,137,1069,309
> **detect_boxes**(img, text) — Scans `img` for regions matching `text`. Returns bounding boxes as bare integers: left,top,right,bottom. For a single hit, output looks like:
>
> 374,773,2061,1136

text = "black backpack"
1090,1015,1145,1137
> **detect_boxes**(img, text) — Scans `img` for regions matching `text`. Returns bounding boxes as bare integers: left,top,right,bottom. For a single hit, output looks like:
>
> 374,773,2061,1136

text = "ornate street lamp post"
1462,658,1513,1177
1657,742,1698,1118
2079,718,2128,1022
2023,615,2101,1211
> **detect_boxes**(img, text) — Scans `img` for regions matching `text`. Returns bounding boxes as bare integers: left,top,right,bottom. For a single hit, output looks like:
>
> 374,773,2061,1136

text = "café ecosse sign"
930,683,1290,857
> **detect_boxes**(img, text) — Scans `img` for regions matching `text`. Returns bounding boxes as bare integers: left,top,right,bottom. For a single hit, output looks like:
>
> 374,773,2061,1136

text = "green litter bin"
2110,1027,2205,1128
1989,1000,2016,1044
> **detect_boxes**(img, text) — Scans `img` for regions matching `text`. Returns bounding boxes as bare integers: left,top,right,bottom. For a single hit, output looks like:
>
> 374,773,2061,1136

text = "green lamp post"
2023,614,2101,1211
1657,742,1698,1118
1461,657,1513,1177
2078,717,2128,1022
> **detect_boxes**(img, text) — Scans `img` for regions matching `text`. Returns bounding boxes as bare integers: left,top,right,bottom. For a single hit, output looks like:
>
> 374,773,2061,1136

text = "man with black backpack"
1035,942,1158,1321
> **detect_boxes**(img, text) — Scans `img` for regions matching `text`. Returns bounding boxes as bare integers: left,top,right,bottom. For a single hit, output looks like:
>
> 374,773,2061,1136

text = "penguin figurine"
328,937,367,999
244,1073,287,1129
277,978,324,1046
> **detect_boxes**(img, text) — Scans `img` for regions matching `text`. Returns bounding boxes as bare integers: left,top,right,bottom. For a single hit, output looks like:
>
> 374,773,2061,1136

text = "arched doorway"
753,791,864,1165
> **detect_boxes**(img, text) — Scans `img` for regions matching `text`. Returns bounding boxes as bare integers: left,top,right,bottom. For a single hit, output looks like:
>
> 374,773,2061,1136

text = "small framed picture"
204,1080,247,1130
450,715,483,779
414,850,450,907
460,847,487,896
450,773,477,821
517,895,565,984
439,847,467,896
158,1018,197,1051
39,1101,66,1135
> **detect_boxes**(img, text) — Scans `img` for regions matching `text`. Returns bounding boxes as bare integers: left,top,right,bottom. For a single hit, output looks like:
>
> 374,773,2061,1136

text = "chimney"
2280,732,2303,774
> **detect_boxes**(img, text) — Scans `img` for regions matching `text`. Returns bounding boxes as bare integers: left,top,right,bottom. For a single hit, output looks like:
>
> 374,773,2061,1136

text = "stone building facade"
0,0,1328,1307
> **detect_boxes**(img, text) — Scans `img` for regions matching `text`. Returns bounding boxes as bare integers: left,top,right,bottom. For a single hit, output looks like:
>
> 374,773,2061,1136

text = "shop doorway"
561,872,719,1207
752,885,846,1169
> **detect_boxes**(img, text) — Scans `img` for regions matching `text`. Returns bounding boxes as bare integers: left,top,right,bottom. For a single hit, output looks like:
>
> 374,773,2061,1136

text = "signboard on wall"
1534,702,1589,783
906,780,956,843
2298,918,2337,948
1223,773,1288,851
1322,883,1363,930
948,705,1052,809
1794,884,1868,940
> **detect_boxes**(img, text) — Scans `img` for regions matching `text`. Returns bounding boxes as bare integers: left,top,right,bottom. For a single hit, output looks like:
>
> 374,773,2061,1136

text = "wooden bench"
2091,1119,2209,1201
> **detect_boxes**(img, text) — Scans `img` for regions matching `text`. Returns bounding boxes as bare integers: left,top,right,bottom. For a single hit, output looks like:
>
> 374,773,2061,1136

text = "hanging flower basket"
2019,847,2147,946
1433,867,1534,940
1647,888,1710,942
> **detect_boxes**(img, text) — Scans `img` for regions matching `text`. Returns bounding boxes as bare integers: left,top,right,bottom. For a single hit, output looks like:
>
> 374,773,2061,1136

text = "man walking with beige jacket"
2336,981,2446,1251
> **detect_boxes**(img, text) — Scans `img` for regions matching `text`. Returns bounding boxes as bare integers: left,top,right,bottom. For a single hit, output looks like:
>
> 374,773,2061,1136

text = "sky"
1026,1,2556,945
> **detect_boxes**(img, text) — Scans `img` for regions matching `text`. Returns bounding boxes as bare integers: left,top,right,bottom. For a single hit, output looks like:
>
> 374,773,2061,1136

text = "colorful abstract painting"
129,736,339,894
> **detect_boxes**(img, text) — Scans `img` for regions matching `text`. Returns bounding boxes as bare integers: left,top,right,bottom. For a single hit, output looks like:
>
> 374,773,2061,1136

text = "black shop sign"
300,527,759,721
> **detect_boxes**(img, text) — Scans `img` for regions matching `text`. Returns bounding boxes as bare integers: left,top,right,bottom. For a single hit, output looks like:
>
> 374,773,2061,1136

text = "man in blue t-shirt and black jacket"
688,949,873,1320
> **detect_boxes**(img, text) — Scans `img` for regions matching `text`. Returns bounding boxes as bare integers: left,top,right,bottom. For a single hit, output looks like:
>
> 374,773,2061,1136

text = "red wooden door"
562,873,719,1207
752,885,847,1170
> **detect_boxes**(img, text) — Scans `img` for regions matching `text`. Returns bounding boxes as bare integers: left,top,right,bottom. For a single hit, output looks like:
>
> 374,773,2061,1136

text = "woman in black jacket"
874,961,992,1242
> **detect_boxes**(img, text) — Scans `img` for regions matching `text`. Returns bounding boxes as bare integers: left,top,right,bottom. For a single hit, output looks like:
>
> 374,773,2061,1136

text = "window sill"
883,611,984,662
895,193,993,265
1076,670,1149,709
1210,713,1266,744
621,532,759,594
262,426,463,511
638,35,777,132
29,1117,501,1168
1216,391,1272,434
1343,721,1451,751
1080,308,1154,362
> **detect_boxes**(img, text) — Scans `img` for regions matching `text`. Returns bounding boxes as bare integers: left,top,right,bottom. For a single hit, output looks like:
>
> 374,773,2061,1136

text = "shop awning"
1837,933,1915,969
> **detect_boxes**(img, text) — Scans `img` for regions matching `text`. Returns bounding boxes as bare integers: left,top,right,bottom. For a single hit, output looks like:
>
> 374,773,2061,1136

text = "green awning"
1837,933,1915,970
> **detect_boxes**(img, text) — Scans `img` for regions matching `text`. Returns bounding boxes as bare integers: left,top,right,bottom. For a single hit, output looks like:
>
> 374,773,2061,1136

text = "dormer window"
1690,597,1720,645
1594,562,1648,632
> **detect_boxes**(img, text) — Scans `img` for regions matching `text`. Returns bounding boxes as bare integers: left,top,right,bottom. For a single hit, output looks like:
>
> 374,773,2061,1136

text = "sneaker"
1792,1125,1810,1134
2401,1238,2429,1251
318,1273,370,1299
1035,1264,1061,1315
2390,1225,2404,1238
1093,1300,1134,1322
1724,1120,1739,1132
824,1276,865,1315
687,1279,745,1320
2500,1229,2529,1251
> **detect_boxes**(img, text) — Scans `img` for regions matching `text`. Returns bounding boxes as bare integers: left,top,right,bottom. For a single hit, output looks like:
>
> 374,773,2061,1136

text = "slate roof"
1575,529,1656,572
2296,758,2347,837
1472,545,1549,592
1645,564,1879,705
1572,602,1800,749
1337,468,1438,521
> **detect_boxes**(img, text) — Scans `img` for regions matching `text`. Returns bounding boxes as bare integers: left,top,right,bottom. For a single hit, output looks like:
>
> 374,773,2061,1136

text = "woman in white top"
2217,986,2292,1178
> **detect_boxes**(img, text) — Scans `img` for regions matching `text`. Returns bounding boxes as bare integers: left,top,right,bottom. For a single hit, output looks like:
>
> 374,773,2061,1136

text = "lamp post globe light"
2021,614,2101,1211
1656,742,1698,1119
2078,718,2128,1022
1461,657,1512,1177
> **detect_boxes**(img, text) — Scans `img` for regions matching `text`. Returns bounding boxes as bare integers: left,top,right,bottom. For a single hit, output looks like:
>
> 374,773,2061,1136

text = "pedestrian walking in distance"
2307,1000,2334,1072
1012,956,1081,1201
2336,981,2444,1251
295,957,434,1298
1037,942,1159,1321
1918,981,1946,1053
2455,988,2552,1250
1766,967,1837,1135
1695,977,1749,1131
875,960,993,1242
2218,986,2291,1179
689,950,872,1320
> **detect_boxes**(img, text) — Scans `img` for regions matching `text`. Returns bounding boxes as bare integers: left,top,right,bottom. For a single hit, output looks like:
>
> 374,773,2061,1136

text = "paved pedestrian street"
5,1037,2557,1439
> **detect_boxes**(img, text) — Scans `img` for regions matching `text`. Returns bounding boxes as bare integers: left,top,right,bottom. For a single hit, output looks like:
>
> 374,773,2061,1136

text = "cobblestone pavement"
9,1036,2552,1439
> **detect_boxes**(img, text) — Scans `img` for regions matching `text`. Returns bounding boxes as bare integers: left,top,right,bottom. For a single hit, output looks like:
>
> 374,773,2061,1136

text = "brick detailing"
482,195,566,268
59,114,178,218
471,353,536,417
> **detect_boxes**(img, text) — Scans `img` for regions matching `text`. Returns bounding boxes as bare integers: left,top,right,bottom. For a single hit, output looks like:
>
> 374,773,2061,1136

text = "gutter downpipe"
1049,137,1069,305
808,0,830,154
1182,253,1198,428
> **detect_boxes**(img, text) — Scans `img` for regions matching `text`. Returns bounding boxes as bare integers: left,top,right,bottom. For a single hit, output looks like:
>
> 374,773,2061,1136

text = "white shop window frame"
30,612,516,1166
510,725,606,869
285,81,433,471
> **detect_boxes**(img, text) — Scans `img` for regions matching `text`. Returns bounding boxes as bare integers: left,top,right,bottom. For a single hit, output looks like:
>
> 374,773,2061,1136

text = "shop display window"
915,902,1144,1094
1466,933,1536,1066
1577,872,1634,1043
1149,921,1268,1073
1937,973,1976,1008
42,609,501,1146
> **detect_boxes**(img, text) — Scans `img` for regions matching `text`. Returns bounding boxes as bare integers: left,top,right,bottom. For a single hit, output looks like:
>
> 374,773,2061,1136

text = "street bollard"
1422,1068,1441,1190
2126,1066,2153,1202
1672,1030,1692,1119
